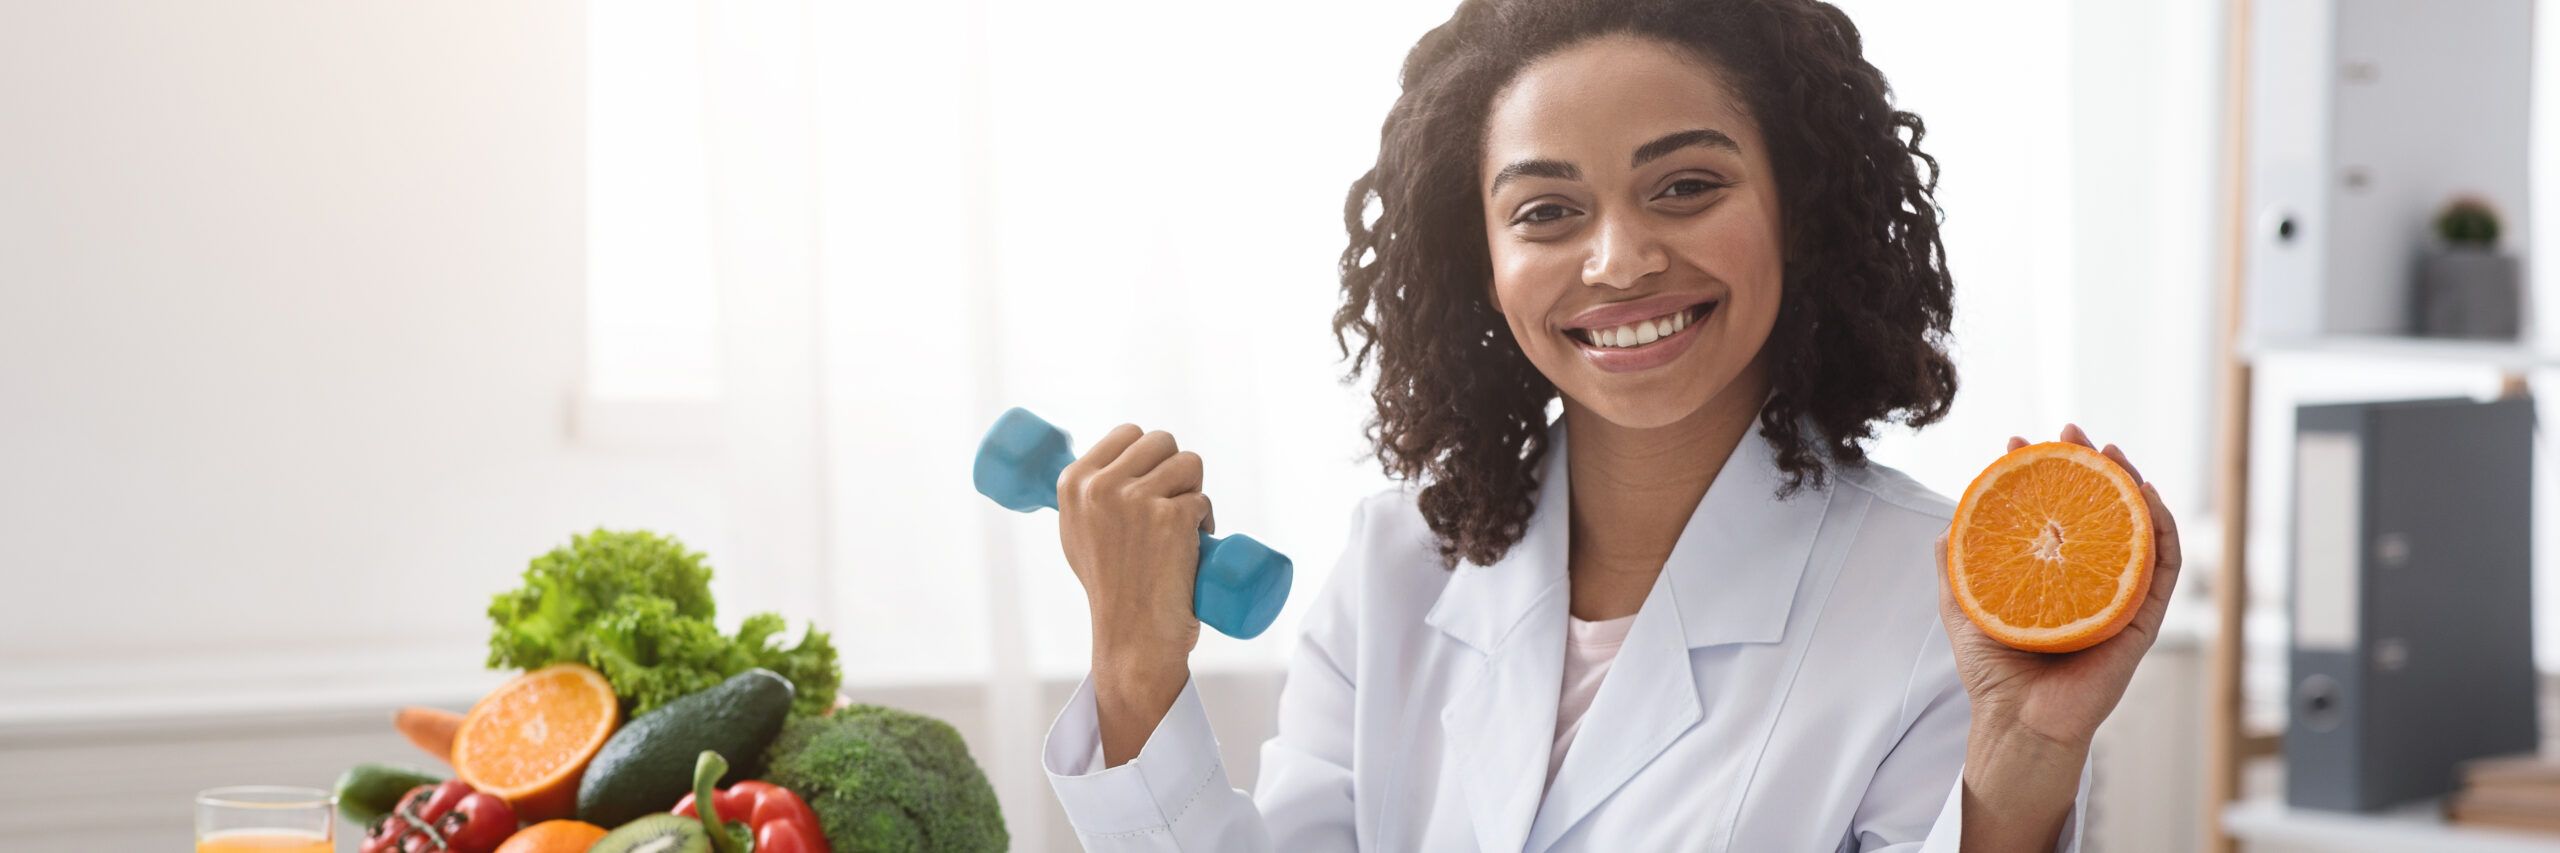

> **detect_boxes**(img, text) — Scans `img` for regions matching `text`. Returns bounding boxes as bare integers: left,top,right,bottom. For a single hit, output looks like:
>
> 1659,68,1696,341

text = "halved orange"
1947,441,2154,653
450,663,620,821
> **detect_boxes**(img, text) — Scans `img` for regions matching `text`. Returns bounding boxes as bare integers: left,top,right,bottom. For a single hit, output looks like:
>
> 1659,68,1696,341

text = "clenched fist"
1055,424,1214,765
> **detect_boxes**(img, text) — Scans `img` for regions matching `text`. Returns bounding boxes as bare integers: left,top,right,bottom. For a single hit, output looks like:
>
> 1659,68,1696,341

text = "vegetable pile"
320,528,1006,852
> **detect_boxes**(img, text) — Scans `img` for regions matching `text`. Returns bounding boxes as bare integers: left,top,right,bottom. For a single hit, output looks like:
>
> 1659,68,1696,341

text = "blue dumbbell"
973,407,1292,640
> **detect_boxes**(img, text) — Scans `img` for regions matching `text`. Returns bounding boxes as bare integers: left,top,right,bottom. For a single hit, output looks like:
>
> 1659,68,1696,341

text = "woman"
1039,0,2182,850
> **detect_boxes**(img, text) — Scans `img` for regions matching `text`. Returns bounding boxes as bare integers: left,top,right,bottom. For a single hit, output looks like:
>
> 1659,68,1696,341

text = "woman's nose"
1581,212,1668,290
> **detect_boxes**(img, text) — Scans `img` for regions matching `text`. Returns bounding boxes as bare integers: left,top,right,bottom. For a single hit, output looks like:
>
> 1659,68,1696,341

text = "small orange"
451,663,621,822
1947,441,2154,653
493,819,609,853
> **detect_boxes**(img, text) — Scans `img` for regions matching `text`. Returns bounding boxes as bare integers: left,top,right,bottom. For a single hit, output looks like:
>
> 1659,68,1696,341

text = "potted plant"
2413,196,2521,340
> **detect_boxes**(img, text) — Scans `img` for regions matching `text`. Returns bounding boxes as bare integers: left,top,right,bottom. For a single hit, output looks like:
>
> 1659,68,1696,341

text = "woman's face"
1479,33,1784,430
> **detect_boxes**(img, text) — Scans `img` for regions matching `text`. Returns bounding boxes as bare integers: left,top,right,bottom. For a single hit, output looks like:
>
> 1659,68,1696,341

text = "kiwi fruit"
591,813,711,853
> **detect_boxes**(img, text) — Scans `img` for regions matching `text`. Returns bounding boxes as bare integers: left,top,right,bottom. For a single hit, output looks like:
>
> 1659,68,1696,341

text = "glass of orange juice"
195,786,333,853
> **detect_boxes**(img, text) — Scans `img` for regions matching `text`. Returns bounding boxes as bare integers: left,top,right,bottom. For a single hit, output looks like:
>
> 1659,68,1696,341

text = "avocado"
331,763,444,826
577,668,796,827
591,813,711,853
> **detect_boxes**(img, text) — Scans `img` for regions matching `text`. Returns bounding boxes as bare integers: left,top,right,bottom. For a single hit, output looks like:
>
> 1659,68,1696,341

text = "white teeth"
1580,307,1697,349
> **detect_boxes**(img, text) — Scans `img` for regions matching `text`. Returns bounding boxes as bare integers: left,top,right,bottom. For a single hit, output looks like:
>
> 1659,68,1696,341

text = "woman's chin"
1559,356,1766,433
1561,388,1721,432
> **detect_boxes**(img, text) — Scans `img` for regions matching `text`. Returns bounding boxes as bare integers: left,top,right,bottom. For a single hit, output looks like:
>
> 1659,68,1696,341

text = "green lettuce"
486,528,841,717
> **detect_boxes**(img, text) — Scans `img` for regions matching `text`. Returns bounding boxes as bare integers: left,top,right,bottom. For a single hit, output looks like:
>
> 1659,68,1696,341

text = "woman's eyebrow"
1488,159,1580,197
1489,128,1741,197
1631,128,1739,168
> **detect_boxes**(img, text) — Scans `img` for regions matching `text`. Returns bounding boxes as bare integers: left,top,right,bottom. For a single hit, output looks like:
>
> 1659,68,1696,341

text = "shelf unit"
2205,0,2546,850
2226,796,2560,853
2243,335,2560,372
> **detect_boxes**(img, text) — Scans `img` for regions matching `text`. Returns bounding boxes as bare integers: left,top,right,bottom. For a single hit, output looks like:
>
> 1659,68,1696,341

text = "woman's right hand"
1056,424,1212,765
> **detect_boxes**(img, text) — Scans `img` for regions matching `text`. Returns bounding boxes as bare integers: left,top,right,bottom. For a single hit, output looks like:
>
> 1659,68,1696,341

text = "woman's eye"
1515,203,1573,225
1661,178,1727,199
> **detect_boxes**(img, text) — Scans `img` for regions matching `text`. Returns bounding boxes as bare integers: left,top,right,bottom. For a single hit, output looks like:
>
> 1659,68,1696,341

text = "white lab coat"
1043,418,2093,851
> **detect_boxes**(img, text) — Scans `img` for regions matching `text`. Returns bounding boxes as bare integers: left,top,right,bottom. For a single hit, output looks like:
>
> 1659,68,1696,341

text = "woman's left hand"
1934,424,2182,850
1935,423,2184,751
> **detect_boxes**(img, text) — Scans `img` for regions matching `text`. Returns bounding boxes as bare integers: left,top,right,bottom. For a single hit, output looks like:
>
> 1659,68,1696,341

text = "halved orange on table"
1947,441,2154,654
451,663,620,821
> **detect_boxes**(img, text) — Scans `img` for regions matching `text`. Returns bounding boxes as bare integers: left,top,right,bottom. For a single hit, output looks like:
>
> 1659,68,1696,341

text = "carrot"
396,706,464,764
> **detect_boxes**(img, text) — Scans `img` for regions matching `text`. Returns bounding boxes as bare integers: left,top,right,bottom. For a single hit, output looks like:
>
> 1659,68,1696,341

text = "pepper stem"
695,750,746,853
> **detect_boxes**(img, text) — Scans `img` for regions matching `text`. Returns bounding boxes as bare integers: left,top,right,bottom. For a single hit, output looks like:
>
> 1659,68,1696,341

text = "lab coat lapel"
1427,422,1573,853
1523,420,1834,852
1522,571,1699,852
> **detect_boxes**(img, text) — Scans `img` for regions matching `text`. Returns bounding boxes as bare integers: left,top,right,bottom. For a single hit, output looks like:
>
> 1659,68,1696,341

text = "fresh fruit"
1946,440,2156,654
591,814,712,853
397,706,465,763
494,820,611,853
577,669,795,827
360,780,517,853
452,662,623,822
333,763,445,825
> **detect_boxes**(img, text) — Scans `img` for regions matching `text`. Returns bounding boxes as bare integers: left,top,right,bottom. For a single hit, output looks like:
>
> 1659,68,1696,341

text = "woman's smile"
1561,295,1719,373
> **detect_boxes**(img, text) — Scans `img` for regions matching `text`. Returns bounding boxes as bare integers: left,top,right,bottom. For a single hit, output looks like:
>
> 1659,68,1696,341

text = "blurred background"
2,0,2557,850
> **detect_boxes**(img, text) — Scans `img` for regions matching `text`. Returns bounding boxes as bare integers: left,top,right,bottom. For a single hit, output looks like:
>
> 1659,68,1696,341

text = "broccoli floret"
761,705,1009,852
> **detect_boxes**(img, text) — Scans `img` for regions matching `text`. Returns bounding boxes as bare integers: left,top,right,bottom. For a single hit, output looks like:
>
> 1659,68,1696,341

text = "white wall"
0,0,739,710
0,1,749,843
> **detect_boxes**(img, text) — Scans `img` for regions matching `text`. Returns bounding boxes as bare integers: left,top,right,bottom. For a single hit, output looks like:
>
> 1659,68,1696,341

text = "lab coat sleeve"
1042,674,1273,852
1854,623,2092,853
1040,500,1372,852
1904,756,2094,853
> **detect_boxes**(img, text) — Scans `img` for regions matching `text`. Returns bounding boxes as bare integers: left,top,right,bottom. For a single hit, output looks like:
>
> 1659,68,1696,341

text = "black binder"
2285,395,2537,811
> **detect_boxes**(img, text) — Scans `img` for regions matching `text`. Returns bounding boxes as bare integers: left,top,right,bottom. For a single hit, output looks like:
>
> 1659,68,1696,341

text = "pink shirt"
1545,610,1637,792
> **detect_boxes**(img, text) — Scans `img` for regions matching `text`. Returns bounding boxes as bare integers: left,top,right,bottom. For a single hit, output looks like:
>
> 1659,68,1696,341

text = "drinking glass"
195,786,334,853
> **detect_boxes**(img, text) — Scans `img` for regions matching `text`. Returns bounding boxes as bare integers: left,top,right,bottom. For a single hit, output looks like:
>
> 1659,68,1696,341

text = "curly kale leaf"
584,594,740,716
735,612,843,718
485,528,717,671
486,528,842,718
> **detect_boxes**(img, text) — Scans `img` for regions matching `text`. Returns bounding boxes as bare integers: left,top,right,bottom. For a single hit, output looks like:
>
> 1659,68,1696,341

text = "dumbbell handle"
973,408,1292,640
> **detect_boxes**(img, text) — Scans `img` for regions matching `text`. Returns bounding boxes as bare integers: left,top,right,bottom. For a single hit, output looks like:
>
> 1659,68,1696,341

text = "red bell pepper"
673,751,829,853
359,780,517,853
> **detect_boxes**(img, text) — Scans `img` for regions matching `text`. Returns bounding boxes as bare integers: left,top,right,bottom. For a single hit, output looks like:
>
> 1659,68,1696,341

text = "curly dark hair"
1332,0,1957,568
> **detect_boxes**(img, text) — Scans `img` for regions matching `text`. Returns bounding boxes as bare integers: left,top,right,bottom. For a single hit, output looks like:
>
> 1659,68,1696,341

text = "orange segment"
450,663,620,821
1947,441,2154,653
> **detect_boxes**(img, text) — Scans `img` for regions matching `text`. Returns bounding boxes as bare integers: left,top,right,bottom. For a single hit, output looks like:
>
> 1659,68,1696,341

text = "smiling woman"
1337,5,1957,570
1034,0,2198,851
